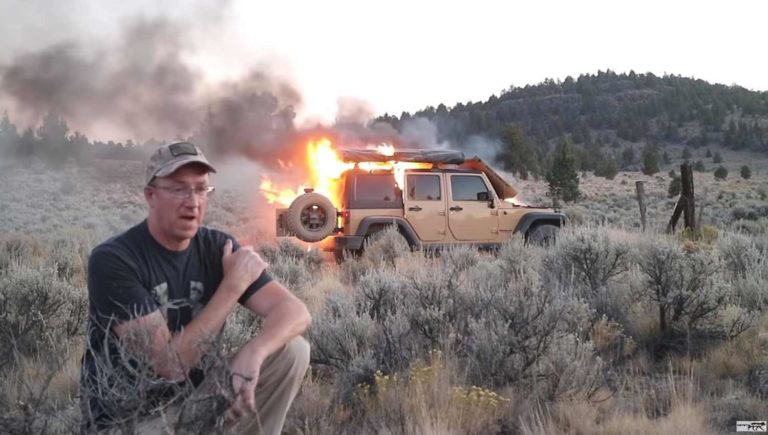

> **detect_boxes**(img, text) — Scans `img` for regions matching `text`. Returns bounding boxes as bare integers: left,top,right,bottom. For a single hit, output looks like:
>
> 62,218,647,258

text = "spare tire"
286,192,337,242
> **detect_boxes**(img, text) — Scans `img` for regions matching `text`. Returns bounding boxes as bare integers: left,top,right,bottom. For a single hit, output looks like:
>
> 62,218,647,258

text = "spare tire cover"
286,192,337,242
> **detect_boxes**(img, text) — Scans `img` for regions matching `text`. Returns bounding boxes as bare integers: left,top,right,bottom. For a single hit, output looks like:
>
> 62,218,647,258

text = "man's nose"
182,192,201,208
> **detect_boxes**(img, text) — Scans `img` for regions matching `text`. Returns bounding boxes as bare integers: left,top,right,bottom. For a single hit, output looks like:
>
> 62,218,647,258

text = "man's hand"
226,348,265,421
221,239,269,293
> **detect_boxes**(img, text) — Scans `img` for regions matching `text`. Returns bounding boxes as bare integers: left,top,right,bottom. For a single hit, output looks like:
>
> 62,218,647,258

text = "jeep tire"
286,192,337,243
527,224,559,246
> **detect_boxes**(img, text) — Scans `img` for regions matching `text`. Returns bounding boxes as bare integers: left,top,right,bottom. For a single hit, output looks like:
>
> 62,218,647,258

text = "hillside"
376,71,768,175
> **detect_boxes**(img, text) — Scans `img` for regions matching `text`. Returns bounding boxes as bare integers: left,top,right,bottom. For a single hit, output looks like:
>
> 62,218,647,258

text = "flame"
306,138,355,206
376,144,395,156
504,196,528,206
358,161,432,189
260,138,431,209
260,138,353,208
260,179,303,206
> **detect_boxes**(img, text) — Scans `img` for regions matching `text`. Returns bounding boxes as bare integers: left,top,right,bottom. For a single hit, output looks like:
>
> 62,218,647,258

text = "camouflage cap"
145,142,217,185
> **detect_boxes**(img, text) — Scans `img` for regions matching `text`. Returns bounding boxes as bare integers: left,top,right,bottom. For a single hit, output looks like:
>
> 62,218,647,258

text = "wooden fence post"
635,181,647,232
667,163,695,233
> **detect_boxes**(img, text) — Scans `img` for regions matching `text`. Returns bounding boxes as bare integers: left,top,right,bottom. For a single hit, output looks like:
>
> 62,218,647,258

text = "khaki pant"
133,336,310,435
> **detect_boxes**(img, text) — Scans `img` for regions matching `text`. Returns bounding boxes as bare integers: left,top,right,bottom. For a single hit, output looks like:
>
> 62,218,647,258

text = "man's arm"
113,240,268,381
225,280,311,416
238,280,312,363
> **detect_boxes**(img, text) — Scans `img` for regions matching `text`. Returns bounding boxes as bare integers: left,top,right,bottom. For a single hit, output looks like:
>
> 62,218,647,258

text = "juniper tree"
714,165,728,180
740,165,752,179
546,139,581,203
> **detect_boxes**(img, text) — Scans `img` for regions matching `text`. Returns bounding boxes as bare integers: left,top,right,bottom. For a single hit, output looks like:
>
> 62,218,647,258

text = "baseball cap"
145,142,217,185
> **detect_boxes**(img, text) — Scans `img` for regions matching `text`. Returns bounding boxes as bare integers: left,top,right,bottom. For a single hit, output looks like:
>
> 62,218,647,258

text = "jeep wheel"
527,224,559,246
286,193,337,243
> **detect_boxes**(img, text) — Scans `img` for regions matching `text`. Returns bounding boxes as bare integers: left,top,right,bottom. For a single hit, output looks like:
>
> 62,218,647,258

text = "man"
80,142,311,434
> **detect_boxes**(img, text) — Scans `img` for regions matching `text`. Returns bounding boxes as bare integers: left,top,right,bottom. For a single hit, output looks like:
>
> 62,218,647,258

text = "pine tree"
693,160,706,172
682,147,692,160
594,157,619,180
36,112,70,166
713,151,723,163
714,166,728,180
642,146,660,175
668,176,682,198
0,112,20,157
621,146,636,168
740,165,751,179
497,124,539,180
546,139,581,203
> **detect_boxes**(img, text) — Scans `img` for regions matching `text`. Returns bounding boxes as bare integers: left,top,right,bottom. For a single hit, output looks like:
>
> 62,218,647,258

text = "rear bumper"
332,235,365,252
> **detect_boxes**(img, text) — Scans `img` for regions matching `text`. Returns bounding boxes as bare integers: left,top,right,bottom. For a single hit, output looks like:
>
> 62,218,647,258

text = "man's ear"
144,186,157,209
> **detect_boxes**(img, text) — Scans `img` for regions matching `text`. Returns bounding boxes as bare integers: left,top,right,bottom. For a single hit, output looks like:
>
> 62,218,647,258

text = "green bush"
0,266,87,370
714,165,728,180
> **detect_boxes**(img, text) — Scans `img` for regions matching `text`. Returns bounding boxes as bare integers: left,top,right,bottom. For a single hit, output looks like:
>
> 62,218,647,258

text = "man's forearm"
160,279,244,379
239,299,311,363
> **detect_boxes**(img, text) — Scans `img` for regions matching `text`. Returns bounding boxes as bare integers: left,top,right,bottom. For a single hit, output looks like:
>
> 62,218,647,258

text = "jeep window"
344,173,403,209
451,175,490,201
406,174,441,201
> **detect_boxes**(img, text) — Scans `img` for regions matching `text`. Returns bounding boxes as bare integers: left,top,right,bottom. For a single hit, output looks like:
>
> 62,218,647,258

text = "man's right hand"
221,239,269,294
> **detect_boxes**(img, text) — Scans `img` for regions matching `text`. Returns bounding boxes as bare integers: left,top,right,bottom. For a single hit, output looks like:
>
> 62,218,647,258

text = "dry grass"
1,157,767,434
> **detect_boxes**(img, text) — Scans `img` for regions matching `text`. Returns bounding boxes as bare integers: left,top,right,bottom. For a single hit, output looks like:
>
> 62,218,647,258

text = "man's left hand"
226,350,264,421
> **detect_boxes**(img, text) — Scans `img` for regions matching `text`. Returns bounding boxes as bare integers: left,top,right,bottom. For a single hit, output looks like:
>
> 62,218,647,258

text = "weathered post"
666,163,695,233
635,181,647,232
681,163,695,231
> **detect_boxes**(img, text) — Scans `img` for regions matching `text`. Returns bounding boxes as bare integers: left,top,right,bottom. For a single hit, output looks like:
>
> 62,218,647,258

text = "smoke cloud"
0,1,495,183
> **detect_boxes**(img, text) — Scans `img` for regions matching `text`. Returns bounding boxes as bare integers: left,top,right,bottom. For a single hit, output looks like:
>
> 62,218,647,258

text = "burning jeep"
273,144,565,261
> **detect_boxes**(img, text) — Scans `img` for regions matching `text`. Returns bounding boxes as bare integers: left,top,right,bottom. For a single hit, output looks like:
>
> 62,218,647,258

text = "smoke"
0,1,302,164
1,19,203,138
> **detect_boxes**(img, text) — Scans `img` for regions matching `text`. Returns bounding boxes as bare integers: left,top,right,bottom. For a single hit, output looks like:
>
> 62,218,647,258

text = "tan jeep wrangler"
276,149,566,261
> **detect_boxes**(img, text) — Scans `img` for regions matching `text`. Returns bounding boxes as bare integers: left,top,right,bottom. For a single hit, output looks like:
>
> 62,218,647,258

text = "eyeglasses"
151,184,215,200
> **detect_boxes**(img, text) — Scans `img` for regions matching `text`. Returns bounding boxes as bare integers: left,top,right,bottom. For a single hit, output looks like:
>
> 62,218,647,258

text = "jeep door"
446,174,498,241
403,173,446,242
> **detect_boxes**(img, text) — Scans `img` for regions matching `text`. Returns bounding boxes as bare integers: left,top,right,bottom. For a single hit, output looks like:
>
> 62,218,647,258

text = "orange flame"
260,179,302,206
358,161,432,189
306,138,355,206
260,138,431,209
504,196,528,206
375,144,395,156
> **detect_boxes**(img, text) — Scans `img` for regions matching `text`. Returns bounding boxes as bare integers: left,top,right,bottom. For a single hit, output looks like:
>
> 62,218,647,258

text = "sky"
1,0,767,128
227,0,768,121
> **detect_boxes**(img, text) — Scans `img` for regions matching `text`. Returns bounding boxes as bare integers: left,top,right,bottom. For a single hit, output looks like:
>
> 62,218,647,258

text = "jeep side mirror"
477,191,495,208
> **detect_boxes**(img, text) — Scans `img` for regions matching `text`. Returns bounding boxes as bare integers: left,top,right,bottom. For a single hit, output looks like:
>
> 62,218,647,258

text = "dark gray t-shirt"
80,220,271,429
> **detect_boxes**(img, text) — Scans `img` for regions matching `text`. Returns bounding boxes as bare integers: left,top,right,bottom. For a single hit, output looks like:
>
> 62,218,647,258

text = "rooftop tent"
458,157,519,200
340,148,465,164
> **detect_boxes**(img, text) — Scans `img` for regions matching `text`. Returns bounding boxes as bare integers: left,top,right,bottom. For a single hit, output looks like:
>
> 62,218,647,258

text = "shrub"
635,238,728,335
463,269,591,387
668,176,682,198
0,266,87,370
716,232,763,279
0,233,44,273
362,225,411,269
714,165,728,180
740,165,752,179
543,228,631,320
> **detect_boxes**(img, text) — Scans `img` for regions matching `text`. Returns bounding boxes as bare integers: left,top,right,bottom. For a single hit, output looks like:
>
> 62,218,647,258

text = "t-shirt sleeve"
88,247,158,323
228,238,274,305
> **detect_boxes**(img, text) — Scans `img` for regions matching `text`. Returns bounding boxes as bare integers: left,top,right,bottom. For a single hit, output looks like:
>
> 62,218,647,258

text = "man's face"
145,165,211,245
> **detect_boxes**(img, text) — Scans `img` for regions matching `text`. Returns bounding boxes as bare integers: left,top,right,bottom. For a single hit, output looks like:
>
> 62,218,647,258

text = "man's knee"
282,336,310,376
